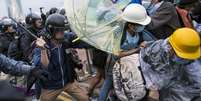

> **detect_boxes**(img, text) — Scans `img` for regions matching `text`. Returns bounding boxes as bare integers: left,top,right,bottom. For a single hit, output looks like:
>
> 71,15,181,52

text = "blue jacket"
0,54,33,75
33,32,91,90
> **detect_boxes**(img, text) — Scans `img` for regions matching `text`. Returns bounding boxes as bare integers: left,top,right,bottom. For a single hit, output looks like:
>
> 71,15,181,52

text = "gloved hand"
26,67,49,93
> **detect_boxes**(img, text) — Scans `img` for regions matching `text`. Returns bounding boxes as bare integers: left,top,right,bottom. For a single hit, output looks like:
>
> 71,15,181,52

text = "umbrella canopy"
64,0,131,55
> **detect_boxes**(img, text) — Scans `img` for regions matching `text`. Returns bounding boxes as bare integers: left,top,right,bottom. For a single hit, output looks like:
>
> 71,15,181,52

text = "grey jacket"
0,54,33,75
140,40,201,101
147,2,182,39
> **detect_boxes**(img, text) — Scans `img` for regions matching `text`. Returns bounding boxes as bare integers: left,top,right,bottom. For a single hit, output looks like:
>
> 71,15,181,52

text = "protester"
120,4,155,57
175,0,198,28
144,0,182,39
112,4,155,101
98,4,152,101
190,0,201,34
190,0,201,24
113,28,201,101
140,28,201,101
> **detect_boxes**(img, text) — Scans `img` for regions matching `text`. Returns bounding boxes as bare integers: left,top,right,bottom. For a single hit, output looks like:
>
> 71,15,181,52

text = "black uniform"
20,13,43,62
0,33,15,55
0,18,20,57
20,26,41,56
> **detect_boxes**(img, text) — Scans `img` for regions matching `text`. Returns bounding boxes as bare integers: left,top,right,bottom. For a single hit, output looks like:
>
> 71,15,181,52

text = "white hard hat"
122,3,151,25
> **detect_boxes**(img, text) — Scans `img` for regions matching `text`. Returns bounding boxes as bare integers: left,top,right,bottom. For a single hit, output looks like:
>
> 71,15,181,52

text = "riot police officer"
0,18,18,55
34,13,90,101
20,13,43,62
0,53,34,75
0,53,49,100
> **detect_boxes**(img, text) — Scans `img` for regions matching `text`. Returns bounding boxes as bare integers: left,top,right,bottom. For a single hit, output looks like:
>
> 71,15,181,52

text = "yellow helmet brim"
169,37,201,60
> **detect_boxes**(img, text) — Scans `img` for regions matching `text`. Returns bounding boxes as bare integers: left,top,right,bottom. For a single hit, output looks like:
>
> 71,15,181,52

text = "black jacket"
19,26,42,62
0,33,15,55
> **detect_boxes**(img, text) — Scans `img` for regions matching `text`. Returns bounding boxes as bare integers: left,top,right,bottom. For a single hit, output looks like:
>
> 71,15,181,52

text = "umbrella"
64,0,131,55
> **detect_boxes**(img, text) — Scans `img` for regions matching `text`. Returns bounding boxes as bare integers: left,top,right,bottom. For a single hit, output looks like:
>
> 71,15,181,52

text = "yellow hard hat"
168,28,201,60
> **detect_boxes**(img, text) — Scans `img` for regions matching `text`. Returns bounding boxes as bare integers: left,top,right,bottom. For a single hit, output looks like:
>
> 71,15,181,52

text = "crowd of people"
0,0,201,101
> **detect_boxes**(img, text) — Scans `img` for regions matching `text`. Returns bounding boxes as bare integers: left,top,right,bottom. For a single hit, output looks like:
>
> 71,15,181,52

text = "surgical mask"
136,25,145,32
172,55,193,65
130,25,145,33
129,24,145,33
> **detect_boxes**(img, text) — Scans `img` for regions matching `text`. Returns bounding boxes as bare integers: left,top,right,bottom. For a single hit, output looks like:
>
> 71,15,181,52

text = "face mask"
172,55,193,65
130,24,145,33
135,26,145,32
